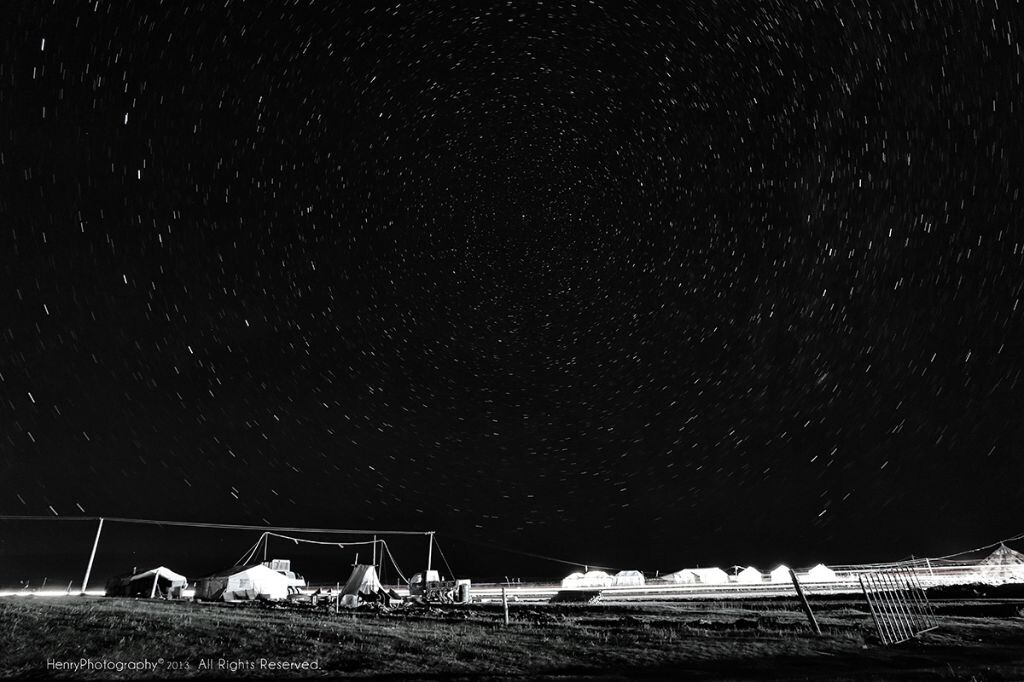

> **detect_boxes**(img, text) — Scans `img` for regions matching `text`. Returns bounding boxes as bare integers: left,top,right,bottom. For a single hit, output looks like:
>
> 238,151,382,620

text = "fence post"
789,569,821,635
502,587,509,626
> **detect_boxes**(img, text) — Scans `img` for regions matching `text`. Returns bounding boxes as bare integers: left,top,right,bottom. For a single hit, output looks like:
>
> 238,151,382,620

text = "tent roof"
200,563,285,580
689,567,727,576
130,566,187,583
981,544,1024,566
663,567,727,578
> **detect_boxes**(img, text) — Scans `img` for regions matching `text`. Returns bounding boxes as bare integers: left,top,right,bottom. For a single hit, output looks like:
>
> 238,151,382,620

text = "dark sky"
2,1,1023,585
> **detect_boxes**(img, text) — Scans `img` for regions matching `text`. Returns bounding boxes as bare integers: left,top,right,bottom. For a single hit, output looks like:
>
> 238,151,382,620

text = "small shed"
735,566,763,584
195,564,291,602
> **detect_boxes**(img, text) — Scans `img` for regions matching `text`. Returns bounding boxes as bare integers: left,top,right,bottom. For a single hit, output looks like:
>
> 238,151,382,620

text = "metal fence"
858,567,938,645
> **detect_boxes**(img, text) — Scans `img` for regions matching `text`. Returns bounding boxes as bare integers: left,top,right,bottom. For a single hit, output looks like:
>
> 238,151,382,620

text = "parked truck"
408,570,471,603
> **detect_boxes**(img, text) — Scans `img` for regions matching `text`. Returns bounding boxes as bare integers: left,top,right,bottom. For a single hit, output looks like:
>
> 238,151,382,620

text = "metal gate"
858,567,938,645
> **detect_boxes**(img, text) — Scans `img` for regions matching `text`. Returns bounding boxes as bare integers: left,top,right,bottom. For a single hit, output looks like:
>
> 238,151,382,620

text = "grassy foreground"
0,596,1022,679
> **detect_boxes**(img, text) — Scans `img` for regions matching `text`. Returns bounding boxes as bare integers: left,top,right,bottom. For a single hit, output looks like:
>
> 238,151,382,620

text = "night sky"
2,1,1023,584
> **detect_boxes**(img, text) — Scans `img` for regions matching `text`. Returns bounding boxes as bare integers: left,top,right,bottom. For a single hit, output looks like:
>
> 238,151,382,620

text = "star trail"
2,1,1023,580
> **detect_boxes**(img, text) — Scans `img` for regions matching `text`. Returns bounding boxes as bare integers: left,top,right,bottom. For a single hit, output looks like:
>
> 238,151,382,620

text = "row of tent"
661,564,837,585
560,570,646,589
560,546,1024,590
560,564,836,589
105,560,385,604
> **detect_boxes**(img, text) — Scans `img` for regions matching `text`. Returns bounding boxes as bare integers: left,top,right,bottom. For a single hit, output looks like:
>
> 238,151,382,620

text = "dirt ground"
0,596,1022,679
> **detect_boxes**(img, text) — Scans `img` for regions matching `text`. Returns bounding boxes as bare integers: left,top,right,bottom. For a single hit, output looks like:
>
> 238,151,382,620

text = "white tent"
979,544,1024,584
195,564,291,602
561,570,615,589
690,567,729,585
805,564,837,582
135,566,186,583
660,569,697,584
661,567,728,585
735,566,763,584
613,570,645,587
342,564,383,597
769,565,791,583
105,566,188,598
560,572,586,588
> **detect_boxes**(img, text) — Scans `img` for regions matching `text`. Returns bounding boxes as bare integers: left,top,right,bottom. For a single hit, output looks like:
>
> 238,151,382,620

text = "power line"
233,532,381,567
264,531,380,548
0,515,429,588
432,536,456,578
926,530,1024,561
380,541,410,584
0,515,431,536
441,534,627,572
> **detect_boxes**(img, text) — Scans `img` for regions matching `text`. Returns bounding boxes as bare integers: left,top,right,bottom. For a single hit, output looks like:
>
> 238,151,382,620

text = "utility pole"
426,531,434,572
81,518,105,594
372,535,377,572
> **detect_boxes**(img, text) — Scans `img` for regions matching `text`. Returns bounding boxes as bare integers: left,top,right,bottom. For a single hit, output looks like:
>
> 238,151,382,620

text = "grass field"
1,596,1022,679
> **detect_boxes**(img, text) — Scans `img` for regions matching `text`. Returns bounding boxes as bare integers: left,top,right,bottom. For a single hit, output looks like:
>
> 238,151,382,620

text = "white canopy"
131,566,187,584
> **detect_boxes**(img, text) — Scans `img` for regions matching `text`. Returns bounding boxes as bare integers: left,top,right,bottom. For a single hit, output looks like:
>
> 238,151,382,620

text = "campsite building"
105,566,187,599
195,564,292,602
